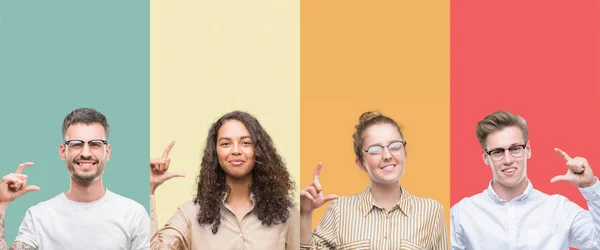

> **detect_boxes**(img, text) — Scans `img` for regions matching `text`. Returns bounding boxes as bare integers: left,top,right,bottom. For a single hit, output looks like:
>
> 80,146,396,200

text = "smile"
502,167,517,173
75,161,97,168
380,164,396,171
230,160,245,166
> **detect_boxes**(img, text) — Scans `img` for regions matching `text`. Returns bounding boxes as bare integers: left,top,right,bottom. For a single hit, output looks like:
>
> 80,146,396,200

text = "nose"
502,150,514,165
232,143,241,155
382,147,392,161
80,143,92,157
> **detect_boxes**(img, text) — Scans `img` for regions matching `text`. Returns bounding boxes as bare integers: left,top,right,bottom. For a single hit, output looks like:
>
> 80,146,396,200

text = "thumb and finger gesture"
0,162,40,203
551,148,596,188
300,162,338,214
150,141,185,193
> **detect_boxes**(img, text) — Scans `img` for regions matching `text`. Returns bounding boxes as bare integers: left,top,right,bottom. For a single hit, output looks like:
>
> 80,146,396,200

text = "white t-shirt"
15,189,150,250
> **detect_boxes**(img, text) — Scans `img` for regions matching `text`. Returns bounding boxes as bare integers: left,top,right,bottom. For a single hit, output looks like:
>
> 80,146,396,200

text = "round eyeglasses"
362,141,406,158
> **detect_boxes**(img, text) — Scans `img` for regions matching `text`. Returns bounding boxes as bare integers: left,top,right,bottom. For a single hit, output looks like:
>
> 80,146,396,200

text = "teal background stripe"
0,1,149,246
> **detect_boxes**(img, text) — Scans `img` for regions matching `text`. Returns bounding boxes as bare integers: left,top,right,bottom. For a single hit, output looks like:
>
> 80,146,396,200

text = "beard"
72,171,102,183
68,155,104,184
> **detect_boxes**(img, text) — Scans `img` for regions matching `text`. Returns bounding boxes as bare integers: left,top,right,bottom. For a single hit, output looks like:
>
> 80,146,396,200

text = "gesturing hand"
0,162,40,204
550,148,596,188
150,141,185,194
300,162,339,215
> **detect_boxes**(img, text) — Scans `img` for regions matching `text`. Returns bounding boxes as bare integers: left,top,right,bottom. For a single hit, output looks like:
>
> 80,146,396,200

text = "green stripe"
0,1,149,246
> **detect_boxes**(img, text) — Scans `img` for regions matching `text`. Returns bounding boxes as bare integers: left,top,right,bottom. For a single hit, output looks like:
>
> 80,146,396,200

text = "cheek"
243,147,255,160
490,162,501,172
393,154,406,163
365,158,379,170
216,148,229,162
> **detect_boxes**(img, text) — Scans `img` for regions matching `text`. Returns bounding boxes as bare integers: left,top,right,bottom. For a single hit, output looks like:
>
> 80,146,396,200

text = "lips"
229,159,245,167
74,160,98,169
380,164,396,171
501,167,517,175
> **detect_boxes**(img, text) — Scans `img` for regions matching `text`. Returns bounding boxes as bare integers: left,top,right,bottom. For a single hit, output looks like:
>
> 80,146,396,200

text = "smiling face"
483,126,531,190
216,119,256,180
59,123,111,184
356,123,407,185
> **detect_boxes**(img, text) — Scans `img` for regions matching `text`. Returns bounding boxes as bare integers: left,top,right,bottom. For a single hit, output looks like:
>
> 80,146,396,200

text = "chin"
72,174,101,183
226,170,251,179
373,176,401,185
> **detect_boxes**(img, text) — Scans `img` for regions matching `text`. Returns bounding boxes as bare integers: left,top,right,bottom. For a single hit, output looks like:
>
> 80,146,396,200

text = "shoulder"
175,199,199,219
408,195,444,219
179,199,199,211
286,204,300,224
410,195,443,208
106,190,147,214
450,190,487,214
335,192,364,207
26,193,64,214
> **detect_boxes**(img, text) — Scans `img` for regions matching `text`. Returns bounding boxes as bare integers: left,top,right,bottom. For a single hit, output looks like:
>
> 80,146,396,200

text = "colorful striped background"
300,0,450,229
0,1,597,248
150,0,300,227
0,1,149,246
451,2,599,249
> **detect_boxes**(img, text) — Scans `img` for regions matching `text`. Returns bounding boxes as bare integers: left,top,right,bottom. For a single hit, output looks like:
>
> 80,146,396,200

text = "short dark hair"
62,108,109,139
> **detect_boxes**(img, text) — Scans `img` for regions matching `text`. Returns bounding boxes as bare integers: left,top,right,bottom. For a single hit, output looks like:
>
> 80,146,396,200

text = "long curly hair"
193,111,295,234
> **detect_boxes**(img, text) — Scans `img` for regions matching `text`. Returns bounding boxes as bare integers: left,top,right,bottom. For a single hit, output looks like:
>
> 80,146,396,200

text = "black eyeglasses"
484,142,527,161
64,140,107,153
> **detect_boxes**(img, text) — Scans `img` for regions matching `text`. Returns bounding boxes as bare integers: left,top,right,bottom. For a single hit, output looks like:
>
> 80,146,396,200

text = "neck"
492,178,529,201
370,181,402,211
66,176,106,202
225,174,253,205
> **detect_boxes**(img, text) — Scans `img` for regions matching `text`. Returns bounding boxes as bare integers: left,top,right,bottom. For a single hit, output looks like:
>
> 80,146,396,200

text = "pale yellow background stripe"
150,1,300,227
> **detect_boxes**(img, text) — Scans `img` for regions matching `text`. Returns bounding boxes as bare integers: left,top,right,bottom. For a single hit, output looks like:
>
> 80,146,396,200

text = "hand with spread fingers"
0,162,40,205
150,141,185,195
300,162,339,215
551,148,597,188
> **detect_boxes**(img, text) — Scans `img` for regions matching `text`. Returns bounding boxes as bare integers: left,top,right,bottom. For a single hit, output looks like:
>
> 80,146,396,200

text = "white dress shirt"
451,179,600,250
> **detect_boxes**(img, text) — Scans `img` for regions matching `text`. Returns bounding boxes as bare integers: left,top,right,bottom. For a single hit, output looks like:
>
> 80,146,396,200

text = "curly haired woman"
150,111,299,250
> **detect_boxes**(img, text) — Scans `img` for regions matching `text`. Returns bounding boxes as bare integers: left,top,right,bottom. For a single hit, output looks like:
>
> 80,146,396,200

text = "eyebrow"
489,143,525,150
218,136,252,141
366,140,403,148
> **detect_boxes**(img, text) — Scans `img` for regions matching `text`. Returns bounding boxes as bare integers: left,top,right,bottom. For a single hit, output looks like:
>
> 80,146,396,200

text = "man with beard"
0,108,149,250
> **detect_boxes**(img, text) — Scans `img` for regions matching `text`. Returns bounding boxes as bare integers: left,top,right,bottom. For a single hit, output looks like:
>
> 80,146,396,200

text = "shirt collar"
360,186,412,217
221,192,256,210
486,179,533,203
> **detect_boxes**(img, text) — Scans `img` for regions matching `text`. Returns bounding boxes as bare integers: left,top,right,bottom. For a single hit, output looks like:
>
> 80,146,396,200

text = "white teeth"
504,168,516,173
382,165,395,170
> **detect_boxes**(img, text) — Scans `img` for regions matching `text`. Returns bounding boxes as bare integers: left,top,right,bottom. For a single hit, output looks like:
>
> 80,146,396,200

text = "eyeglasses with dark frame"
362,140,407,157
64,140,107,153
484,142,528,161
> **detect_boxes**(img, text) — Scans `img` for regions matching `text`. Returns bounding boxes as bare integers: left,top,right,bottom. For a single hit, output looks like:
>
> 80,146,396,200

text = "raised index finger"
15,162,35,174
554,148,572,162
314,162,323,181
162,141,176,158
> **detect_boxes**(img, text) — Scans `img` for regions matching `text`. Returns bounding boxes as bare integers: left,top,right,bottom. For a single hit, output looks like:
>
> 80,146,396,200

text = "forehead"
218,120,251,139
362,123,402,145
65,123,106,140
485,126,524,149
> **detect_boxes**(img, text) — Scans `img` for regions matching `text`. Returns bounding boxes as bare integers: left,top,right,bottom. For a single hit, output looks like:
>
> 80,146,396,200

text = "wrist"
300,210,314,217
150,184,157,195
0,202,7,213
579,177,598,188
